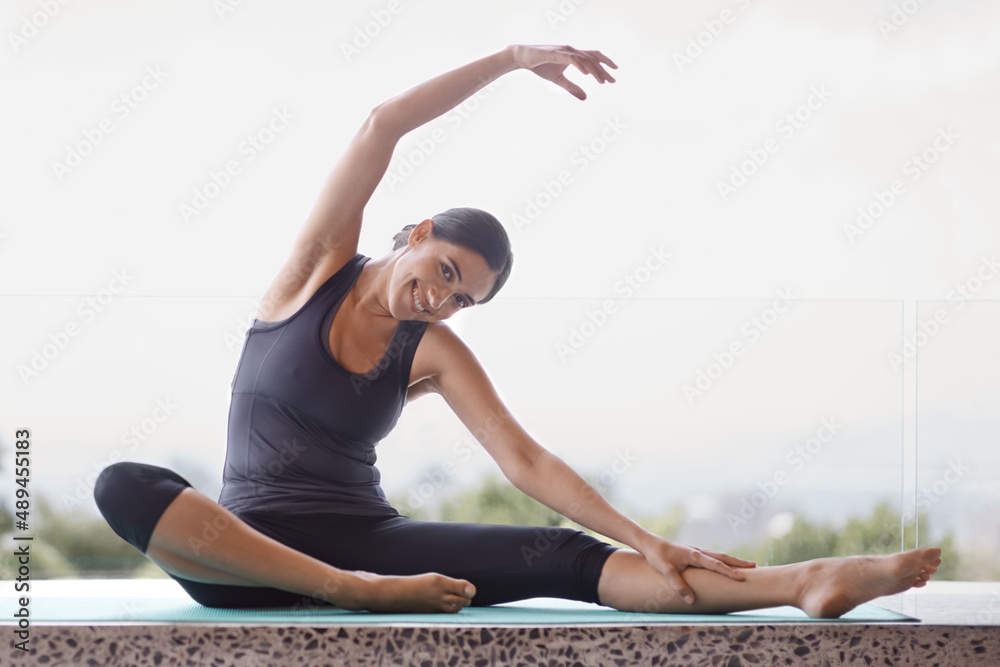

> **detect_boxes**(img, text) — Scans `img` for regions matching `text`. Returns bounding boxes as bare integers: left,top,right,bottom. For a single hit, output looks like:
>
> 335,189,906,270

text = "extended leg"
597,547,941,618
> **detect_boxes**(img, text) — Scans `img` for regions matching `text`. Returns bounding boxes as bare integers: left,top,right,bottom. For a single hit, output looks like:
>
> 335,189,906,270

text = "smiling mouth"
412,281,427,314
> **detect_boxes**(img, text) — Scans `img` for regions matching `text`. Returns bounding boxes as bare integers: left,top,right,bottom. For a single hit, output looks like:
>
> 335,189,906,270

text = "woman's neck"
349,252,398,320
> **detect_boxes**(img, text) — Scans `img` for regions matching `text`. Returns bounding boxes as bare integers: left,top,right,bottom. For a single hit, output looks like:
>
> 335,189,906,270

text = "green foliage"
747,517,839,566
0,490,148,580
935,533,960,580
0,473,985,582
740,501,962,580
0,499,12,535
635,505,684,543
833,502,904,556
36,494,149,574
391,474,681,549
436,475,565,527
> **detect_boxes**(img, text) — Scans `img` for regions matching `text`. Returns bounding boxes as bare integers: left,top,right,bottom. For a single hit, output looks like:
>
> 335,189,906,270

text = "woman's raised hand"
639,536,757,605
511,44,617,100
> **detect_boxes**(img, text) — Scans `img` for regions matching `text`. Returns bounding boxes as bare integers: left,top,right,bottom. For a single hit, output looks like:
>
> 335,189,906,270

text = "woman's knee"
93,461,193,554
94,461,146,520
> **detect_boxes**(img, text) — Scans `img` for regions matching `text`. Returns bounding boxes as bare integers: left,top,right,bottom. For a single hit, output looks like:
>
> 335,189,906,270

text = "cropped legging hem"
93,461,619,609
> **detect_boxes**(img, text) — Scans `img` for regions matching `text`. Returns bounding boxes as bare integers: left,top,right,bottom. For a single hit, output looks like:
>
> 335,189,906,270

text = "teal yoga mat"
20,597,916,624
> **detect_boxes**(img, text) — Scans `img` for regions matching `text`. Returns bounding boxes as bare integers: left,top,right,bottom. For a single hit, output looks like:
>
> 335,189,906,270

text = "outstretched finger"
558,52,595,84
571,51,614,84
553,72,587,100
585,49,618,71
693,551,747,581
705,550,757,569
555,48,606,85
581,51,617,83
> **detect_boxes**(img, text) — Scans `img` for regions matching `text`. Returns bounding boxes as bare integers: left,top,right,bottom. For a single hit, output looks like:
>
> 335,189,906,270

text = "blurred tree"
634,505,684,544
753,516,840,566
436,475,565,527
0,492,148,580
37,493,149,576
737,501,960,580
833,501,904,556
389,473,680,549
0,475,974,581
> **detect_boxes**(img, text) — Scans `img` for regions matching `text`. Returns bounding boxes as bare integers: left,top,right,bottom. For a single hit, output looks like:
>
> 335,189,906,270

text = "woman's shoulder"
420,321,466,349
412,320,484,379
257,248,366,322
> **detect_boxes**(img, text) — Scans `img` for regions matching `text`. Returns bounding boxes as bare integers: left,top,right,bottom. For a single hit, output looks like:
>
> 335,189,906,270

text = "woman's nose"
427,285,445,310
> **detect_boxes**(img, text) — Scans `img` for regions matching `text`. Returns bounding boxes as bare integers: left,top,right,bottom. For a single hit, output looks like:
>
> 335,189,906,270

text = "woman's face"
389,220,498,322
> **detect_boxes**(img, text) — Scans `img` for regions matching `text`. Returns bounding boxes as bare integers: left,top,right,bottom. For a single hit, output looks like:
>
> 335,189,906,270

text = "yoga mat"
14,596,917,624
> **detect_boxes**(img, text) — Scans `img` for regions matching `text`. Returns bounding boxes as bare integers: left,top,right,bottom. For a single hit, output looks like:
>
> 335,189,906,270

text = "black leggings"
93,461,618,609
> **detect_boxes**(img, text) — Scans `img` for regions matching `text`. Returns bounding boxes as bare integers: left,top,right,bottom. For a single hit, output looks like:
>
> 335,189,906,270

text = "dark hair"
391,207,513,304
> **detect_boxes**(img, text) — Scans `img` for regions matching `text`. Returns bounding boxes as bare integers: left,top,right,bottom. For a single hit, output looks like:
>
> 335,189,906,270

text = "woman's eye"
455,295,468,308
442,264,452,279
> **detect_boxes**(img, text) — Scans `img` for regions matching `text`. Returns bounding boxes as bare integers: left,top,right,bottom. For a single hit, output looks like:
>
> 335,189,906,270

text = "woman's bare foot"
796,547,942,618
340,571,477,613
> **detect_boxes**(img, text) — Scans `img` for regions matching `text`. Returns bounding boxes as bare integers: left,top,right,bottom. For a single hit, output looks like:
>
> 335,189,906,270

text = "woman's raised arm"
257,45,617,322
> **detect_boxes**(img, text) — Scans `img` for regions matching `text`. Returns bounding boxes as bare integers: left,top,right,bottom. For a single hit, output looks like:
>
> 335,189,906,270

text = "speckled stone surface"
5,623,1000,666
5,581,1000,665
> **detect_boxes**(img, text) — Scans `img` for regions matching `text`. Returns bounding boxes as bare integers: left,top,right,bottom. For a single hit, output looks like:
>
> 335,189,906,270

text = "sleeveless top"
218,254,428,517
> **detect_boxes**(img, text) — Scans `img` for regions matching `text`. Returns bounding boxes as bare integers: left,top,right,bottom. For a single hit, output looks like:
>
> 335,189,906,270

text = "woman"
95,44,940,615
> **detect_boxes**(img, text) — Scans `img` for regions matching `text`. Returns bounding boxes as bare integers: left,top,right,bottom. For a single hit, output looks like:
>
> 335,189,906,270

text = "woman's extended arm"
257,45,616,322
417,324,755,606
373,44,616,137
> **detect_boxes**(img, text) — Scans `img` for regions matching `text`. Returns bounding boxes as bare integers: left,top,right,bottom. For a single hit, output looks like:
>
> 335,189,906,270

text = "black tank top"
218,254,427,516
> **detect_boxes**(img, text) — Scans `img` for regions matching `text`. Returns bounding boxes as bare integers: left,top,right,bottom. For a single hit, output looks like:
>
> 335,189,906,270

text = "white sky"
1,0,998,553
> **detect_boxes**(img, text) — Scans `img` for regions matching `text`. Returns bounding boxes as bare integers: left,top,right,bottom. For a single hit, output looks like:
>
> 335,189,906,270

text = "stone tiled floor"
3,579,999,665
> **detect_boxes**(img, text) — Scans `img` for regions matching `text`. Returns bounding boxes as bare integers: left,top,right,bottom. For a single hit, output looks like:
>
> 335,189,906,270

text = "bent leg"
94,462,473,611
148,487,476,612
597,547,941,618
94,462,336,606
146,487,349,599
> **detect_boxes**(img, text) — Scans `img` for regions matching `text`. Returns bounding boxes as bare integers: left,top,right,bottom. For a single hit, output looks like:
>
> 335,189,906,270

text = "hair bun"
391,224,418,250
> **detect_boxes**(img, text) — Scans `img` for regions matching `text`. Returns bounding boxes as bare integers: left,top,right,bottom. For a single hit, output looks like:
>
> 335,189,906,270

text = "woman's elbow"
502,449,543,490
366,102,400,138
